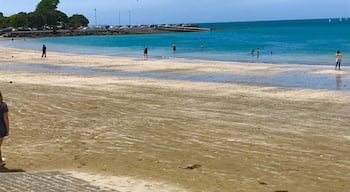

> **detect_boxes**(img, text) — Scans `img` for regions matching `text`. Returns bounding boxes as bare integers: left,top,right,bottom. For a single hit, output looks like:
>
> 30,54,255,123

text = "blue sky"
0,0,349,25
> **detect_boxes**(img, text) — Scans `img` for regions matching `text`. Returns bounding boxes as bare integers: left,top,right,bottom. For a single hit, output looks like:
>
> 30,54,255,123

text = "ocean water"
1,18,350,65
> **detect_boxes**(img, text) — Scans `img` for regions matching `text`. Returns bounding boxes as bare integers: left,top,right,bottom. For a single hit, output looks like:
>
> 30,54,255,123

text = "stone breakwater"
1,26,210,38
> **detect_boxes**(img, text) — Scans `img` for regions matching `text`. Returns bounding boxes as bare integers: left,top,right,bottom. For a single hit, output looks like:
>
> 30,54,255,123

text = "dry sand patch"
0,48,349,192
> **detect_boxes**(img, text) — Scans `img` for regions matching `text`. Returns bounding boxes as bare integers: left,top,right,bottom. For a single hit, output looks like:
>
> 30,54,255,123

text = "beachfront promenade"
1,25,210,38
0,171,118,192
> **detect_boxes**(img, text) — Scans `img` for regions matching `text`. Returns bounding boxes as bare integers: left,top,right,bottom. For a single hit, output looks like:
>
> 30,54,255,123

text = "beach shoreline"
0,47,349,191
1,47,349,91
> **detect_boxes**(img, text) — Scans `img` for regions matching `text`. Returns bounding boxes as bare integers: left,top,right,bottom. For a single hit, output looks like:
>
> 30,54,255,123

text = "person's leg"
0,137,3,165
336,62,340,70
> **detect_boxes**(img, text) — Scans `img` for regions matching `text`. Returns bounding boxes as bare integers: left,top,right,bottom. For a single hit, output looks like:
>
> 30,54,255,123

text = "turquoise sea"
2,18,350,91
1,18,350,65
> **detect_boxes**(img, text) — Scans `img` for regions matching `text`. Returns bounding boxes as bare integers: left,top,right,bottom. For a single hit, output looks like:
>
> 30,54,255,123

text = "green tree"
27,12,45,28
35,0,60,12
27,10,68,29
68,14,89,27
0,12,9,29
8,12,30,28
46,10,68,27
30,0,68,29
0,0,88,30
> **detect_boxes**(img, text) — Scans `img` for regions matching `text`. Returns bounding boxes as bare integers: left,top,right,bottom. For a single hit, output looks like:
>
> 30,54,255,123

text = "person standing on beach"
335,50,342,70
0,91,9,166
42,44,47,58
144,46,148,59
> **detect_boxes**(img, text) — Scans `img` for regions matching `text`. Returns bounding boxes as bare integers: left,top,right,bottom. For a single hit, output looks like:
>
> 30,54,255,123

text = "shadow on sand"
0,166,25,173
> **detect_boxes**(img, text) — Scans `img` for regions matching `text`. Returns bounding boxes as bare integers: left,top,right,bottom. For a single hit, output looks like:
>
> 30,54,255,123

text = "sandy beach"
0,47,349,192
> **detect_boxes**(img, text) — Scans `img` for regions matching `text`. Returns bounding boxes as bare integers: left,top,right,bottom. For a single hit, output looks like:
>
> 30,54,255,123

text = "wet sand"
0,48,349,192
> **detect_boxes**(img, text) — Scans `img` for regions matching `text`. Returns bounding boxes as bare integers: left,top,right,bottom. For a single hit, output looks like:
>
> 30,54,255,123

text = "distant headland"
0,0,210,38
1,24,210,38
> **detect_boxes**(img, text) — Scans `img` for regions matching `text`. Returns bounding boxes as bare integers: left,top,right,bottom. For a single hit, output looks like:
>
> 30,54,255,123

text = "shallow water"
1,63,349,91
2,19,350,65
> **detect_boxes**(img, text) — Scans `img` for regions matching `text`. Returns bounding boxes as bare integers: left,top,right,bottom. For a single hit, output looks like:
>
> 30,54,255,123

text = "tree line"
0,0,89,30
